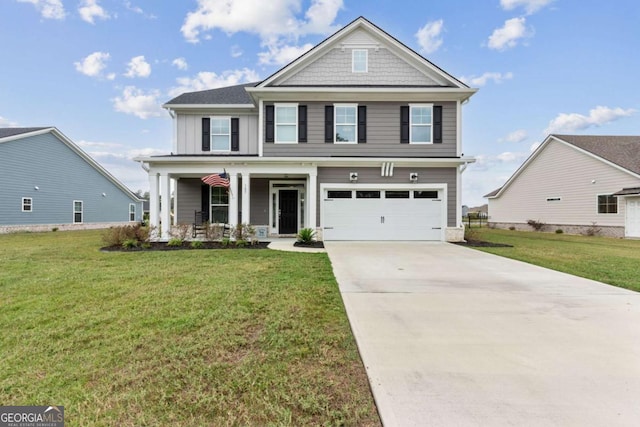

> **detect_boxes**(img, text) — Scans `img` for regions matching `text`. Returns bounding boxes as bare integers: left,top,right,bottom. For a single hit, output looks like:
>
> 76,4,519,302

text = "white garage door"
323,189,444,241
626,197,640,238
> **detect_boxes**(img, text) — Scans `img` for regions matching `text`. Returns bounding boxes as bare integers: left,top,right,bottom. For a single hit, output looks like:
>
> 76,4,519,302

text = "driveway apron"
325,242,640,427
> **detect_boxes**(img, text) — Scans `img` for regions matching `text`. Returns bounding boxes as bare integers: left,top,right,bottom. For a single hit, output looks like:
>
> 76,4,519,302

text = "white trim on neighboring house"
22,197,33,212
274,103,299,144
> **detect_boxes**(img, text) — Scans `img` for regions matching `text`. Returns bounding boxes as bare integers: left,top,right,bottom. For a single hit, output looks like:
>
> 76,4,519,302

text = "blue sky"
2,0,638,206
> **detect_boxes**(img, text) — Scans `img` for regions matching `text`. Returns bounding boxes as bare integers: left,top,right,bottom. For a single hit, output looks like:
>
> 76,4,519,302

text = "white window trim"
73,200,83,224
274,103,298,144
334,103,358,144
22,197,32,212
210,116,231,152
210,187,229,224
597,194,618,215
352,49,368,73
409,103,433,145
129,203,136,221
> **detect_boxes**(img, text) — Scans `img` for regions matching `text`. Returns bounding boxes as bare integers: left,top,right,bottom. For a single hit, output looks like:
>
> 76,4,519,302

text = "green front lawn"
467,228,640,292
0,230,380,426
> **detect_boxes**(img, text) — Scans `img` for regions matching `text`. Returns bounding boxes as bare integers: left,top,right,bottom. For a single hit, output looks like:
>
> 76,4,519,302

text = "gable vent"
381,162,394,177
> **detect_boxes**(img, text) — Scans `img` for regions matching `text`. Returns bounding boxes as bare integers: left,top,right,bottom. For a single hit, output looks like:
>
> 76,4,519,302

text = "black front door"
279,190,298,234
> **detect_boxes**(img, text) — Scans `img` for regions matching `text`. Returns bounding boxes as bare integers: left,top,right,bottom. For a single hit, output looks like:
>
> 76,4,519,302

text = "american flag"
201,172,230,188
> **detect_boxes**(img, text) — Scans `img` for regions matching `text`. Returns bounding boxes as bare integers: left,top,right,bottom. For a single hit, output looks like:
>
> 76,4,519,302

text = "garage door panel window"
356,190,380,199
597,194,617,214
385,191,410,199
414,190,439,199
327,190,352,199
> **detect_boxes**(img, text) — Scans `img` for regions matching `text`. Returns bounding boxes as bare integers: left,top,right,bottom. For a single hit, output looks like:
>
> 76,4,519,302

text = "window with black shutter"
202,117,211,151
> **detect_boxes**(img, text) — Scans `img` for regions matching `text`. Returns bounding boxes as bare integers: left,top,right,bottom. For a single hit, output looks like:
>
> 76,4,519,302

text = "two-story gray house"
137,17,477,241
0,127,143,232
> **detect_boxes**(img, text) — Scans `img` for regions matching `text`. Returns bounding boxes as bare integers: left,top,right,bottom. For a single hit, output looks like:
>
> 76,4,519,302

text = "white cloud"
172,57,188,71
124,56,151,78
500,0,555,14
258,43,314,66
544,106,636,134
415,19,444,55
16,0,65,20
74,51,111,78
168,69,260,97
461,71,513,86
230,45,243,58
488,17,532,51
112,86,163,119
77,140,124,149
500,129,528,143
180,0,341,43
78,0,110,24
0,116,19,127
123,1,155,19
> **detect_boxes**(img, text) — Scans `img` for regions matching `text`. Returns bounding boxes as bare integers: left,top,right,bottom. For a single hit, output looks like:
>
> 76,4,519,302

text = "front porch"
147,164,318,241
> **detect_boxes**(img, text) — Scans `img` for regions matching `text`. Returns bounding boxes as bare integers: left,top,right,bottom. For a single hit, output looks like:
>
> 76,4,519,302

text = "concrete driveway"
325,242,640,427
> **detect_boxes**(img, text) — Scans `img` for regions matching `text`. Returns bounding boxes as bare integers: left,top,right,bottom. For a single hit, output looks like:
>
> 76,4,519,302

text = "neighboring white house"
0,127,143,233
135,17,478,242
485,134,640,238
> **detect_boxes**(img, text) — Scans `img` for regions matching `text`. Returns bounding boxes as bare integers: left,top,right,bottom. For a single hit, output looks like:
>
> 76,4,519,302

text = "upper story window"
275,104,298,143
598,195,618,214
22,197,32,212
352,49,368,73
410,104,433,144
335,104,358,143
211,117,231,151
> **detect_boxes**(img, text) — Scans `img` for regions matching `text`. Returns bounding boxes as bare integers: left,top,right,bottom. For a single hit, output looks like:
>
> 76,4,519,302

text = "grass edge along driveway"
0,230,380,426
468,228,640,293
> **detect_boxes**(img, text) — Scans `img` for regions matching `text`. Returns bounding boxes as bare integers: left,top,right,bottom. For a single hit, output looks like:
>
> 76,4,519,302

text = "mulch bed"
101,241,271,252
454,239,513,248
293,241,325,248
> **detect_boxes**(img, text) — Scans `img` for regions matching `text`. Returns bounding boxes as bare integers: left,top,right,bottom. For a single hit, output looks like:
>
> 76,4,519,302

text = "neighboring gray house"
0,127,143,232
136,17,477,241
486,134,640,238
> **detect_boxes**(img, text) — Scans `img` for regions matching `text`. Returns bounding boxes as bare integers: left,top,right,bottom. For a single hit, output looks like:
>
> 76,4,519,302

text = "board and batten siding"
176,113,259,155
0,132,141,226
489,140,640,227
316,167,457,227
263,101,457,157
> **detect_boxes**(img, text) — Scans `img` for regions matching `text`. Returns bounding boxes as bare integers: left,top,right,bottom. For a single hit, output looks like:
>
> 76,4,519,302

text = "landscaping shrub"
122,239,139,249
102,224,150,247
526,219,546,231
190,240,204,249
167,238,183,247
297,227,316,243
555,229,564,234
169,224,191,240
585,222,601,236
508,226,516,231
233,223,256,241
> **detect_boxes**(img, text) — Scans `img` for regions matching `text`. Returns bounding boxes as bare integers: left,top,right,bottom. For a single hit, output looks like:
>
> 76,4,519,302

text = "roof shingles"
0,127,49,139
164,82,258,106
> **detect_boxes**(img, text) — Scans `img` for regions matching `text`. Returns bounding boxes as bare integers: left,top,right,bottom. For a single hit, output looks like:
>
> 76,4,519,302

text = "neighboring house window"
352,49,368,73
211,187,229,223
211,117,231,151
275,104,298,143
410,104,433,144
73,200,83,223
22,197,32,212
546,197,562,202
335,104,358,143
129,203,136,221
598,195,618,214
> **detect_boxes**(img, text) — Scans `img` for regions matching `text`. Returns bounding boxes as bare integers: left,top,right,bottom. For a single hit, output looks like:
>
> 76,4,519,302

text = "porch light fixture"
102,192,107,197
409,172,418,182
34,186,39,190
349,172,358,182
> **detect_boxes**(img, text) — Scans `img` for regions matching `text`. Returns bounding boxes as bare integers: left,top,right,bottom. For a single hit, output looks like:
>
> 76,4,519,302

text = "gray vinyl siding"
0,133,141,226
279,47,441,86
317,167,457,226
177,113,258,155
488,140,639,227
264,101,457,157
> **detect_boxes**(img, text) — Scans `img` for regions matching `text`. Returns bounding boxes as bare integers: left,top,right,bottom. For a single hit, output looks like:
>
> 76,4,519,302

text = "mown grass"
0,230,380,426
468,228,640,292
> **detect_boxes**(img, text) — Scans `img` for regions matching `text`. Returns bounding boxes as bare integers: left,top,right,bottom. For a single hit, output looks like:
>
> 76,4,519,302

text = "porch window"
211,117,231,151
22,197,32,212
335,104,357,143
410,104,433,144
73,200,83,223
210,187,229,223
597,194,617,214
275,104,298,143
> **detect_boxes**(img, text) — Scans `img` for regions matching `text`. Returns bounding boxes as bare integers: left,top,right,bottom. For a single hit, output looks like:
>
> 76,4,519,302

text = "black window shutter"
202,117,211,151
201,185,210,221
433,105,443,144
298,105,307,143
325,105,334,143
358,105,367,143
231,118,239,151
400,106,409,144
265,105,274,143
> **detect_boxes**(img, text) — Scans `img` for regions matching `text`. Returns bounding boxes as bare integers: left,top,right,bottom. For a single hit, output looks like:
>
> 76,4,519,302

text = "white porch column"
173,177,179,226
308,172,317,229
160,173,171,240
241,172,251,224
228,173,239,228
149,173,160,233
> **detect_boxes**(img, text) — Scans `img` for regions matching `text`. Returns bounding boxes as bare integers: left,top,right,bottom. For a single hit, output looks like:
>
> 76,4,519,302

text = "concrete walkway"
325,242,640,427
267,238,326,253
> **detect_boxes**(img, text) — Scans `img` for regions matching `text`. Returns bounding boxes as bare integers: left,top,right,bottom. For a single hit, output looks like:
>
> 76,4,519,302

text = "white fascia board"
245,87,477,103
161,104,256,110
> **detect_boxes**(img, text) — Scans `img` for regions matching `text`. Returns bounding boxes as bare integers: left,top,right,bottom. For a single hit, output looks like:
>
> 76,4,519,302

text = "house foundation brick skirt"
488,222,625,238
0,222,139,234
